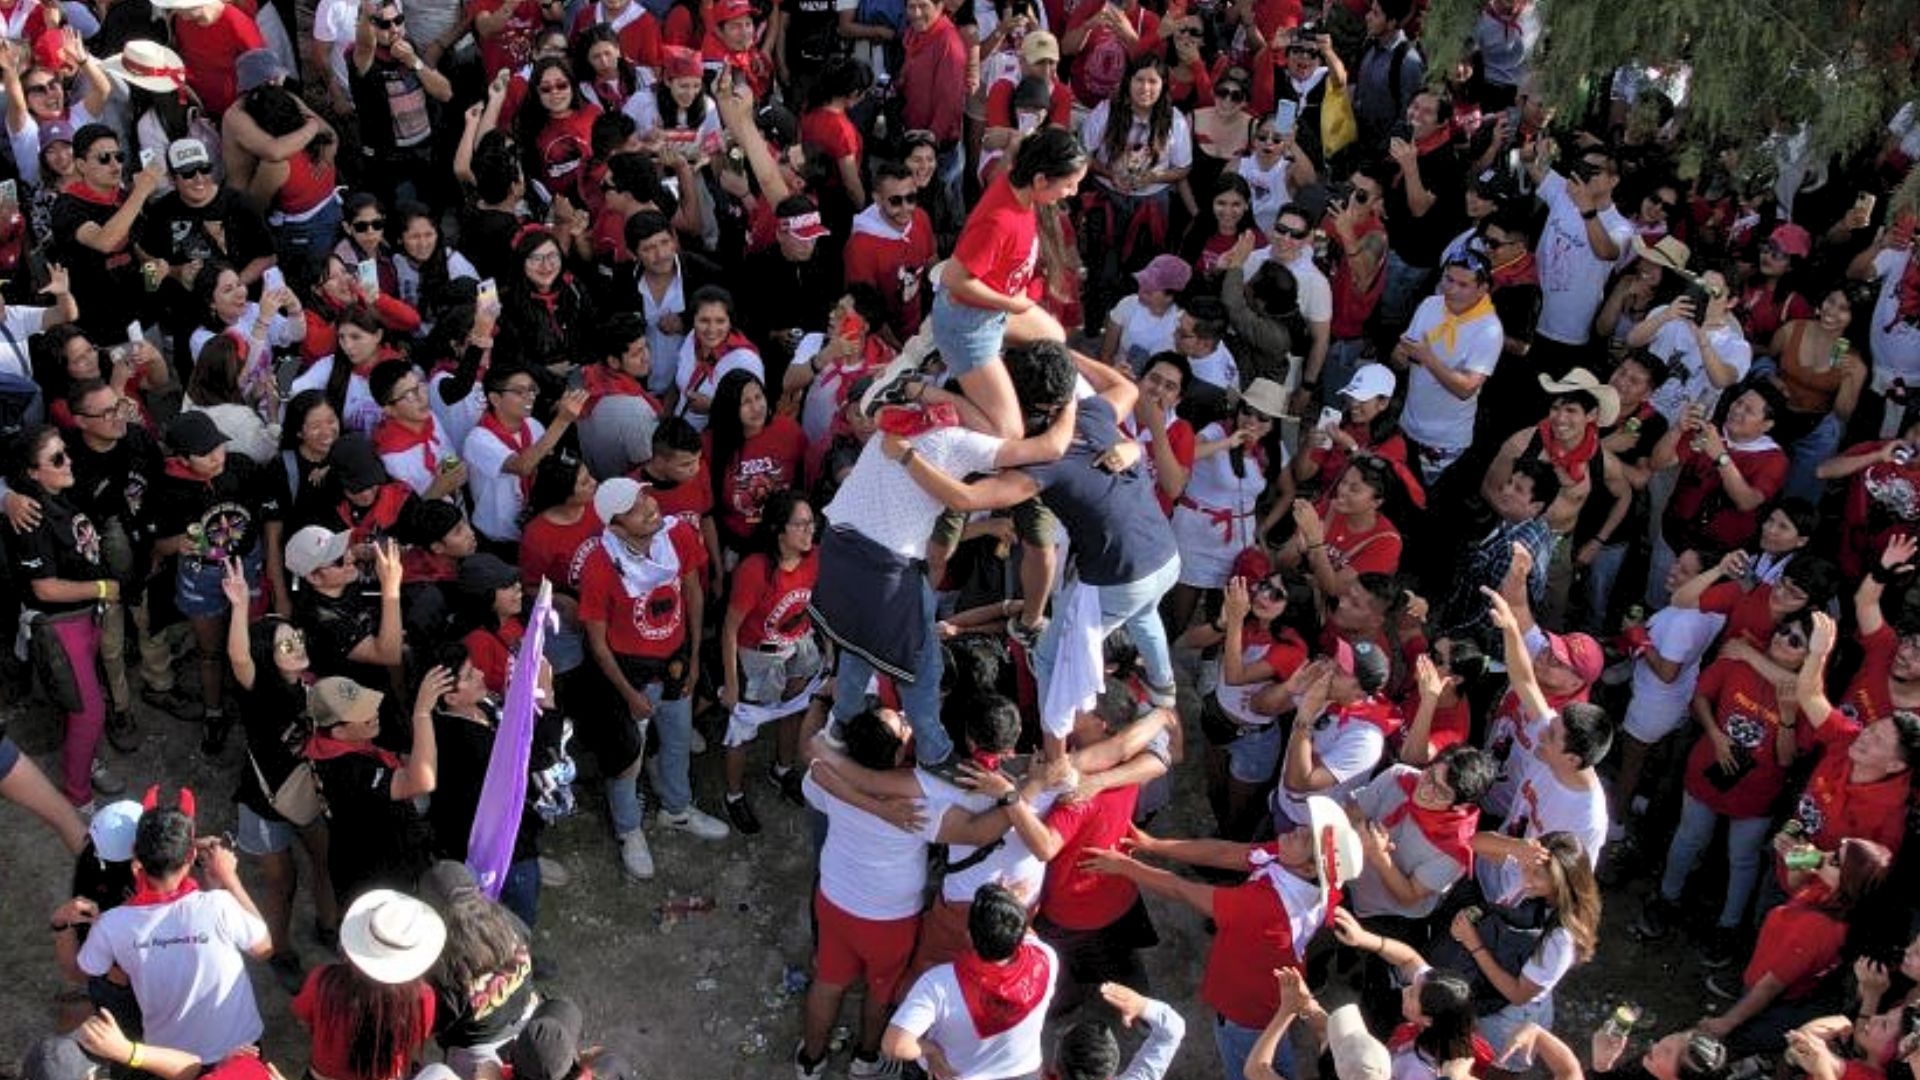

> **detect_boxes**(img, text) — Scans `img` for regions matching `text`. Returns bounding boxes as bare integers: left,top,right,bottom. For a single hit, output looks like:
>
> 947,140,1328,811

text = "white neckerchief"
1723,429,1780,454
602,524,679,599
1247,847,1326,961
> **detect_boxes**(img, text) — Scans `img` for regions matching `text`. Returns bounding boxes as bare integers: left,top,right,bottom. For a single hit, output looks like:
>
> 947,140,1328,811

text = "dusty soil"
0,676,1719,1080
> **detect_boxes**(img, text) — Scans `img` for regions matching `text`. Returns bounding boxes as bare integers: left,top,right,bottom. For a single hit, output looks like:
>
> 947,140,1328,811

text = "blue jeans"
1375,250,1434,338
273,196,343,292
499,856,540,929
832,577,951,766
1784,412,1841,503
1214,1014,1294,1080
1659,792,1771,929
606,681,698,832
1034,555,1181,706
930,289,1009,379
1582,540,1629,634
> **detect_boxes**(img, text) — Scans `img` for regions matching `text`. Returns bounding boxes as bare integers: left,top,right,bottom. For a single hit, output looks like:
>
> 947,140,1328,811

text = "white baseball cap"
1339,363,1396,403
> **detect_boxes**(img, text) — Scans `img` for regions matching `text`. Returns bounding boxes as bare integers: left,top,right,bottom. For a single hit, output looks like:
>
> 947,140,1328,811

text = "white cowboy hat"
1537,368,1622,427
1305,795,1363,906
1631,234,1692,275
339,889,447,984
1239,377,1290,420
101,41,189,91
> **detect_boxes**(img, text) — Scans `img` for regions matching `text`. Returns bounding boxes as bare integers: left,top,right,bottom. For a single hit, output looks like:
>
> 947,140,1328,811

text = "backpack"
1077,28,1129,103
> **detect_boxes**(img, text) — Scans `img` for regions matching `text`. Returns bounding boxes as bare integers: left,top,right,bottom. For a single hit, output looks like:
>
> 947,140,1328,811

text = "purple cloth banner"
467,579,555,898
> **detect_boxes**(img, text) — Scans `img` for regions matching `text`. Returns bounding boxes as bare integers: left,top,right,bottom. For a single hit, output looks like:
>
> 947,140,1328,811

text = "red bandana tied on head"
952,942,1051,1038
1379,772,1478,869
877,402,961,437
1537,418,1600,483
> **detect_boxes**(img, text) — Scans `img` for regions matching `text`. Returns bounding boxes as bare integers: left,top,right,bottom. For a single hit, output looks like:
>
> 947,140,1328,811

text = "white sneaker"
849,1055,904,1079
657,806,730,840
793,1042,827,1080
617,827,655,880
538,855,572,888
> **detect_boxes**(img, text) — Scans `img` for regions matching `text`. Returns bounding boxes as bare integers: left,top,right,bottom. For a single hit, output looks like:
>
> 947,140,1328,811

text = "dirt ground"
0,674,1723,1080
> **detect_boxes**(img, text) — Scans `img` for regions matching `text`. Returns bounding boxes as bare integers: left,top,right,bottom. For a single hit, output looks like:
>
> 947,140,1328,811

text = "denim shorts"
234,802,296,856
931,290,1008,379
739,634,825,704
176,552,261,619
1227,722,1285,784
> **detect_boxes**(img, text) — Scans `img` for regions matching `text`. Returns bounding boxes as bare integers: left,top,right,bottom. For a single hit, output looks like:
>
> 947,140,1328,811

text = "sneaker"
90,759,126,797
618,827,655,880
793,1042,828,1080
767,763,805,806
1700,927,1738,970
1705,972,1742,1001
105,710,141,753
919,754,972,788
850,1055,904,1079
657,806,730,840
268,952,306,995
537,856,571,888
725,794,762,835
1632,894,1674,941
142,685,203,720
860,349,928,416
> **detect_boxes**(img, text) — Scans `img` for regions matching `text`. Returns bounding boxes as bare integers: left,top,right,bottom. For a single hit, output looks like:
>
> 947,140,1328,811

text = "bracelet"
1470,945,1487,955
899,445,917,468
94,580,109,600
127,1044,144,1071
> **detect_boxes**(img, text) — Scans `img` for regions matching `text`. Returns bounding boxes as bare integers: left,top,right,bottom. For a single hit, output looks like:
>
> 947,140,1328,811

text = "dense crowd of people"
0,0,1919,1077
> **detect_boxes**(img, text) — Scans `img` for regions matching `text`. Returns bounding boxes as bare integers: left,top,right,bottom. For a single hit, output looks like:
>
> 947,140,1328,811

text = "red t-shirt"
533,106,604,204
1791,710,1911,855
173,5,266,115
568,3,663,67
1039,786,1142,931
577,520,708,658
591,203,633,265
463,619,526,694
951,174,1042,304
843,208,938,336
519,509,603,593
983,77,1073,129
800,107,863,170
1666,438,1788,551
728,550,819,649
475,0,546,76
705,415,807,543
1319,510,1402,578
1743,882,1847,1000
1839,443,1920,578
1683,659,1793,819
293,967,436,1080
1202,862,1317,1029
1842,624,1904,727
636,470,714,536
1697,580,1786,650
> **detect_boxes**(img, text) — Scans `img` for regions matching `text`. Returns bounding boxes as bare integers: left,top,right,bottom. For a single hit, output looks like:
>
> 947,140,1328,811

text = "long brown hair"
1536,831,1602,963
311,962,429,1080
1099,55,1173,172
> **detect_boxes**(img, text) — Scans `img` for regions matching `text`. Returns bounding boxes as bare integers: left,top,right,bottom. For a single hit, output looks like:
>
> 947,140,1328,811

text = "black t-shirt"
312,749,432,899
1574,404,1669,547
235,672,311,821
137,187,275,270
150,455,283,562
349,55,436,157
69,840,135,946
432,938,536,1050
782,0,840,63
427,701,563,864
51,188,140,340
8,492,107,613
1383,143,1465,268
295,587,382,684
1022,396,1179,586
67,428,161,532
458,205,524,284
1492,280,1542,347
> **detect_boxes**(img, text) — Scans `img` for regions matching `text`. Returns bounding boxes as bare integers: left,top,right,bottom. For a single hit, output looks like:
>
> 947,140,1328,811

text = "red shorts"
813,889,921,1005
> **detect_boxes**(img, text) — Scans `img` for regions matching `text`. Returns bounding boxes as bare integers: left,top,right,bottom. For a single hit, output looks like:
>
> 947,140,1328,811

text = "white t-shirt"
1188,343,1239,390
1533,171,1633,346
1399,294,1504,452
672,339,763,433
1870,248,1920,390
1274,707,1386,826
1481,697,1548,820
824,426,1003,558
1236,154,1292,234
919,768,1058,904
1623,607,1726,742
891,940,1059,1080
1479,743,1608,899
1108,295,1182,374
1081,103,1193,199
1243,248,1333,329
290,356,383,434
463,415,546,541
1644,309,1754,422
804,771,941,920
77,891,268,1061
0,304,46,379
310,0,358,92
379,421,457,497
429,371,488,454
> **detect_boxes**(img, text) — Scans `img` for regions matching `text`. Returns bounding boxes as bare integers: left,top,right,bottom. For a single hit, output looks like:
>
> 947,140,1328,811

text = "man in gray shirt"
1352,0,1426,153
1346,745,1494,921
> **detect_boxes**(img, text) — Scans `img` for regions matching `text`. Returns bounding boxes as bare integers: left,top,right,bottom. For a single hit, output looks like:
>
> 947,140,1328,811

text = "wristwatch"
1714,452,1732,468
1580,208,1598,220
996,790,1020,808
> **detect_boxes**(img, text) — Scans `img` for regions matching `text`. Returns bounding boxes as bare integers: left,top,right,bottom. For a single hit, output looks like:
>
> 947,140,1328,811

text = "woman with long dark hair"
703,369,806,555
416,860,538,1078
1291,362,1414,501
573,25,641,114
624,46,719,148
494,227,594,386
1769,283,1868,501
184,332,279,463
1273,454,1408,600
672,286,762,432
3,425,116,807
278,390,342,525
513,56,601,206
517,453,598,679
390,202,478,339
334,194,402,297
800,56,874,224
289,306,402,434
1330,909,1489,1080
221,559,338,991
1164,377,1290,637
298,253,423,365
1080,54,1191,323
187,260,308,371
291,890,441,1080
1183,172,1265,283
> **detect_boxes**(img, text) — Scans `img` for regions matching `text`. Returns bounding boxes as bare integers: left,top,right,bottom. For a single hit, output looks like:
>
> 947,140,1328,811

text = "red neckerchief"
1333,695,1401,739
581,364,660,419
905,12,953,58
479,411,535,498
952,943,1051,1038
592,75,631,112
1537,419,1599,483
372,414,440,472
61,180,122,207
1387,1022,1498,1071
969,748,1003,771
1414,124,1452,156
1490,249,1538,289
1482,0,1527,38
1889,253,1920,331
163,457,215,487
338,482,413,546
126,870,200,908
690,331,757,396
1379,772,1477,869
304,731,404,769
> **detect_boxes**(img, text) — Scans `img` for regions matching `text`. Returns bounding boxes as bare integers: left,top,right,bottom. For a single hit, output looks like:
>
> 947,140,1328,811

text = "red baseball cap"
660,45,702,82
1546,631,1605,686
1768,223,1812,259
712,0,753,23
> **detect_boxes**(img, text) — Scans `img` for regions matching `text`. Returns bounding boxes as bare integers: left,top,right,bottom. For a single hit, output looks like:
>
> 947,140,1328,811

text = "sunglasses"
1253,578,1285,599
1216,85,1245,100
92,150,124,165
79,398,136,420
275,630,307,655
882,194,914,207
351,217,387,232
174,164,213,180
1776,628,1808,649
24,81,56,95
42,450,68,468
1273,223,1310,239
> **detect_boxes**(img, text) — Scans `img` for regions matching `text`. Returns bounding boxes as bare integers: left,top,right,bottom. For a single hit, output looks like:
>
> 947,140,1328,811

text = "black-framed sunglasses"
371,12,405,27
881,194,914,207
1215,85,1245,100
23,81,56,96
174,164,213,180
43,450,69,468
351,217,387,232
1273,223,1310,239
92,150,124,165
1776,627,1808,649
1253,577,1285,600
